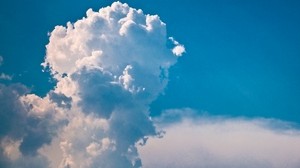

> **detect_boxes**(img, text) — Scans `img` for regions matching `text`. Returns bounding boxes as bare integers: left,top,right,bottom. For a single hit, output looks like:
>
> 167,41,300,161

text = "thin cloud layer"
139,109,300,168
0,2,184,168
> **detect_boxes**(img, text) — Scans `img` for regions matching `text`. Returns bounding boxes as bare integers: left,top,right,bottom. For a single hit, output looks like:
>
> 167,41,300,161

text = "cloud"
0,84,65,167
0,84,29,139
0,56,3,66
0,55,13,81
1,1,299,168
169,37,185,56
48,91,72,109
1,1,184,168
139,108,300,168
0,73,13,80
0,56,13,81
39,2,183,167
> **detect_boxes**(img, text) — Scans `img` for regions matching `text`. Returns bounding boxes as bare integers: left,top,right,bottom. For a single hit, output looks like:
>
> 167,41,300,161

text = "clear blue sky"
0,0,300,123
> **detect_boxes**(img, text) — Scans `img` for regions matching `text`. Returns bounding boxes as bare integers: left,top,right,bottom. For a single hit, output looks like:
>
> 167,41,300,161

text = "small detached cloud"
1,1,184,168
0,73,12,80
169,37,185,56
0,56,13,81
0,56,3,66
139,108,300,168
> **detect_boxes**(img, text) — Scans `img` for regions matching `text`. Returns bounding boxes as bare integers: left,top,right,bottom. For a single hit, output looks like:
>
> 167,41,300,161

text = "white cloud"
41,2,184,167
0,56,13,80
169,37,185,56
0,137,22,161
0,84,65,168
139,109,300,168
0,73,12,80
2,1,299,168
43,2,183,87
0,1,184,168
172,45,185,56
0,56,3,66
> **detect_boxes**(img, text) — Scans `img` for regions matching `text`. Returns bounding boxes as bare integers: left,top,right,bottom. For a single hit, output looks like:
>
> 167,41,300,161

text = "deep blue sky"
0,0,299,123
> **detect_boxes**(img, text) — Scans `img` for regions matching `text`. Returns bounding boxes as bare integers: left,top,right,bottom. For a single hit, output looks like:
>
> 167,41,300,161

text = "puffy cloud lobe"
72,68,129,118
0,84,66,167
0,84,28,139
57,113,111,168
48,91,72,109
139,109,300,168
19,94,67,156
169,37,185,56
1,137,22,161
43,2,183,100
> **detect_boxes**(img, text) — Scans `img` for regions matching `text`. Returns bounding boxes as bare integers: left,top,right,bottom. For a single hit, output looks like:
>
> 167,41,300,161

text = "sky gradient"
1,0,300,122
0,0,300,167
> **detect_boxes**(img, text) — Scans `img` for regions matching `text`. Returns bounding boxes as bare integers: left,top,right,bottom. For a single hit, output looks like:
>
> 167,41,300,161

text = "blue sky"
152,0,300,122
1,0,300,122
0,0,300,167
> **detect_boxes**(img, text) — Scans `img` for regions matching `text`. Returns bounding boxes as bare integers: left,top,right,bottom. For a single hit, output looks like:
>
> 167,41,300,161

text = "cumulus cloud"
1,1,184,168
139,108,300,168
39,2,183,167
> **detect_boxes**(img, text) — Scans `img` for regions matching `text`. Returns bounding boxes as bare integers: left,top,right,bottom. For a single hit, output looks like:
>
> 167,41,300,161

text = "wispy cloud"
139,108,300,168
0,73,12,80
0,56,13,81
0,56,3,66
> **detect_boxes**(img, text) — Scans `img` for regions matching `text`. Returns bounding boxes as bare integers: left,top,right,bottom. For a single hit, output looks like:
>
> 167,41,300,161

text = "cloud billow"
0,2,184,168
139,109,300,168
0,84,65,168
